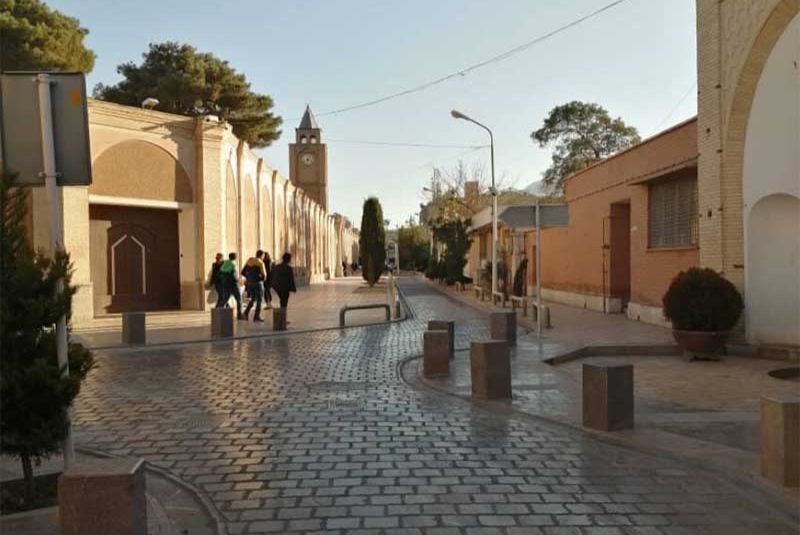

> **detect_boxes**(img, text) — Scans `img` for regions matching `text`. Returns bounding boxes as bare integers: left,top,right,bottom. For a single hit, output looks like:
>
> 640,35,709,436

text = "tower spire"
298,105,319,130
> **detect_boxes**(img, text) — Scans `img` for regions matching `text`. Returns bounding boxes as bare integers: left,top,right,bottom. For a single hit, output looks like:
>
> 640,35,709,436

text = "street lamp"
451,109,497,296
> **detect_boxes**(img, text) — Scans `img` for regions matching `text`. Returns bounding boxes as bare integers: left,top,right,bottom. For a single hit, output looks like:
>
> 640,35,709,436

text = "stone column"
761,395,799,487
423,330,450,378
582,362,634,431
489,311,517,346
470,340,511,400
428,320,455,360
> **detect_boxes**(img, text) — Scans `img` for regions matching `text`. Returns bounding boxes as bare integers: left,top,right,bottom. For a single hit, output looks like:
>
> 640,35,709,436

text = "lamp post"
451,110,497,296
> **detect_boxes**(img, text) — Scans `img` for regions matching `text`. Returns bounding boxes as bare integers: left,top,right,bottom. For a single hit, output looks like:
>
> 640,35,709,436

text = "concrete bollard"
121,312,146,345
470,340,511,400
428,320,455,360
489,311,517,346
582,362,634,431
273,307,287,331
211,308,234,338
423,330,450,378
760,395,799,487
59,457,147,535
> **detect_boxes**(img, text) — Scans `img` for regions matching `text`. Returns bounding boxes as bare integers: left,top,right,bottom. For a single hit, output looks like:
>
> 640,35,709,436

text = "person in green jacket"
219,252,244,319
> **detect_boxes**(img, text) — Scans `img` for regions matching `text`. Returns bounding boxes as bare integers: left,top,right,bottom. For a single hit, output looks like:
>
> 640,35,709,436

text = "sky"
51,0,698,227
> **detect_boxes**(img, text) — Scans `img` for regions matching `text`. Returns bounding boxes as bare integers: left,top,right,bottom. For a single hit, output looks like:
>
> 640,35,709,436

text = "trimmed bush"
662,268,743,331
359,197,386,287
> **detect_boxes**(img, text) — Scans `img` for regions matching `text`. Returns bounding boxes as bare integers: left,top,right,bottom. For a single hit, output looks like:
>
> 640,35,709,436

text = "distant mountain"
522,180,548,196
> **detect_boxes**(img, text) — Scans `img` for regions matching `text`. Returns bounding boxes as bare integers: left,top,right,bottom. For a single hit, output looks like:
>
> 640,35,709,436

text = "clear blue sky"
52,0,697,227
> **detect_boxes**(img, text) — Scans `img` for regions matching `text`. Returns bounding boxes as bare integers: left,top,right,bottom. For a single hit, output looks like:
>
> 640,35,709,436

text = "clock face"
301,153,315,166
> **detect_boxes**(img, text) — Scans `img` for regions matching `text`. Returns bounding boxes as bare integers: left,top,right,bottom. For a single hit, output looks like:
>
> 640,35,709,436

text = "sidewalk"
73,277,398,349
415,280,799,496
0,450,220,535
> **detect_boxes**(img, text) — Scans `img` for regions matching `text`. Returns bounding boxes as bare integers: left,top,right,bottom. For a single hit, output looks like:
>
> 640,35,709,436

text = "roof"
298,105,319,130
468,202,568,233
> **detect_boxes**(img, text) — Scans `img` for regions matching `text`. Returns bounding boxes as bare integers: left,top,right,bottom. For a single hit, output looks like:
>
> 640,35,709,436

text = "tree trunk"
21,452,35,506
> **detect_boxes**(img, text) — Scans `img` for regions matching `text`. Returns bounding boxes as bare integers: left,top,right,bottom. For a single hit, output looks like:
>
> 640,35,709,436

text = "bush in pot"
662,267,744,360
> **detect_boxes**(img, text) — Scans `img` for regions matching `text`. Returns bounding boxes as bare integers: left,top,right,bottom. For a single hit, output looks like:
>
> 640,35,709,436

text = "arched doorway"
89,140,191,313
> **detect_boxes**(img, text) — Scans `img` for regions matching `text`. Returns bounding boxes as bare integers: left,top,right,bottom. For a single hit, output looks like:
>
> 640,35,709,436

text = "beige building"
26,101,358,324
696,0,799,346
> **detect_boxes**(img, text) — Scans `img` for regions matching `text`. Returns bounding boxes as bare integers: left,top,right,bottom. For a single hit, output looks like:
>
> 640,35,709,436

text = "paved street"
70,277,796,534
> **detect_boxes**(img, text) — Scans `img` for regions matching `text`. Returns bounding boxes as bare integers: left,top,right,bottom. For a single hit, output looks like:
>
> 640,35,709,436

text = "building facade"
697,0,799,346
26,101,358,324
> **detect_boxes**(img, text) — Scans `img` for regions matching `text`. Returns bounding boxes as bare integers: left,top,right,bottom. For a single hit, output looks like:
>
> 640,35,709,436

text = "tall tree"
95,42,282,148
0,173,94,506
397,223,430,271
531,101,640,193
359,197,386,287
0,0,95,72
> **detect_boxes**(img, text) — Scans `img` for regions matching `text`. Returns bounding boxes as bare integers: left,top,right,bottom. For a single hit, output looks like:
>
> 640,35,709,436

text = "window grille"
648,175,698,248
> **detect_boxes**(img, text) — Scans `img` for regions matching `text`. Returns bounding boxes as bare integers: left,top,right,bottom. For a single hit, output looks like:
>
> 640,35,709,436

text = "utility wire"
648,81,697,136
313,0,632,118
327,138,487,149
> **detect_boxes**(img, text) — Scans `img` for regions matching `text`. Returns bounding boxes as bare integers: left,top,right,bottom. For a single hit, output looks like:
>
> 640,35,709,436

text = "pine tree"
0,173,94,506
358,197,386,287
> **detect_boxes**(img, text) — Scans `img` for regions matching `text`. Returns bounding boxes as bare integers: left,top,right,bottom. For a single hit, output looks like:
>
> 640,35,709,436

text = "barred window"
648,175,698,248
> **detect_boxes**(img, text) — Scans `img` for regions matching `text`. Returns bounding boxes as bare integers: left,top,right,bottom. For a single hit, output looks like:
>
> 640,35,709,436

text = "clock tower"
289,105,328,210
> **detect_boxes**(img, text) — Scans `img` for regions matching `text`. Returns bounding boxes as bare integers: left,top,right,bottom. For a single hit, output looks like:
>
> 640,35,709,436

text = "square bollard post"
211,308,234,338
273,307,287,331
428,320,455,360
121,312,146,345
761,395,799,487
470,340,511,400
59,457,147,535
489,310,517,346
423,330,450,378
582,362,634,431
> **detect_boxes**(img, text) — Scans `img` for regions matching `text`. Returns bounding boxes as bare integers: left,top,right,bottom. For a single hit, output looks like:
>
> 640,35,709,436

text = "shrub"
513,258,528,297
662,268,744,331
358,197,386,287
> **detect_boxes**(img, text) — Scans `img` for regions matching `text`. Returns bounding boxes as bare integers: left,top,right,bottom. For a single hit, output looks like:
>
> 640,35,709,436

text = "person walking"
263,252,274,309
242,250,267,322
208,253,225,307
220,252,244,319
271,252,297,309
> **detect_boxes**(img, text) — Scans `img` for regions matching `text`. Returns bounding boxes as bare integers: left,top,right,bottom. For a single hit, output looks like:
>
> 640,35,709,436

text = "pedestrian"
242,250,267,322
207,252,225,308
342,260,348,276
271,252,297,309
220,252,244,319
263,252,274,309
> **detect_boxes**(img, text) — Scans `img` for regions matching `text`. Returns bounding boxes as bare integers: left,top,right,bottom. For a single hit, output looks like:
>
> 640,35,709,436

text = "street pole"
36,74,73,468
535,200,542,337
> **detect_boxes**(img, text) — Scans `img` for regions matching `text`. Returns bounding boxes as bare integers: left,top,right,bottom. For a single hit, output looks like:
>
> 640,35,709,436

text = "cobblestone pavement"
74,277,394,349
70,278,796,534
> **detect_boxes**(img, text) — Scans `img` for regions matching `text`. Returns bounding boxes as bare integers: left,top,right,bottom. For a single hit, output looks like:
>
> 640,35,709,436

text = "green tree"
95,42,282,148
0,173,94,506
359,197,386,287
432,218,472,285
531,101,640,193
0,0,95,72
397,223,430,271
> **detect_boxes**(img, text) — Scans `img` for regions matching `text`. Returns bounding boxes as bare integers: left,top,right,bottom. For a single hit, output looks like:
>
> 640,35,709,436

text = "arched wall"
225,162,238,255
743,11,800,345
243,176,257,257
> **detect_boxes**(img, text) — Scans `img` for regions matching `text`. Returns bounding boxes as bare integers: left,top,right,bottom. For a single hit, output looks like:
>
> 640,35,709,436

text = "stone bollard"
211,307,234,338
423,330,450,378
470,340,511,400
121,312,146,345
273,307,287,331
428,320,455,360
489,311,517,346
59,457,147,535
582,362,634,431
760,395,799,487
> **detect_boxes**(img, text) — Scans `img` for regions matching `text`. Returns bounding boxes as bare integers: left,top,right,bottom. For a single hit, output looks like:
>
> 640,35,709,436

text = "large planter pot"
672,329,730,361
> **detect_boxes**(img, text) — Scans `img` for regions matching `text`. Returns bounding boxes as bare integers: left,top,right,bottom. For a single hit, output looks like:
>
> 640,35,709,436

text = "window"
648,174,698,248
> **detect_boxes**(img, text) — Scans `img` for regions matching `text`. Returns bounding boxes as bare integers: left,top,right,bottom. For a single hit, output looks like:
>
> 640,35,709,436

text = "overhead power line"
314,0,632,118
327,138,487,149
649,81,697,136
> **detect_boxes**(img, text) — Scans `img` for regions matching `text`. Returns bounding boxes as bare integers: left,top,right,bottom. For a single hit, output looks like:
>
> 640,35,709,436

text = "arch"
262,182,273,255
243,175,257,257
300,135,308,144
274,186,285,255
746,194,799,346
310,135,318,144
225,162,238,254
91,140,192,202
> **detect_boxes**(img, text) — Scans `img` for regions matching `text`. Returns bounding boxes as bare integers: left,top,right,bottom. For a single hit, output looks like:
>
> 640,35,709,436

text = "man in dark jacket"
209,253,225,307
220,252,244,319
263,252,274,309
242,250,267,321
270,252,297,309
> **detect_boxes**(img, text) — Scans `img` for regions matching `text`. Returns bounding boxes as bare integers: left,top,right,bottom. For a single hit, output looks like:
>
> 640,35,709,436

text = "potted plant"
662,267,744,360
